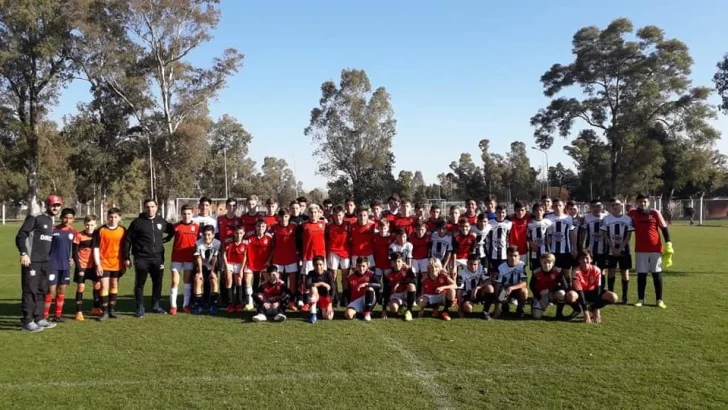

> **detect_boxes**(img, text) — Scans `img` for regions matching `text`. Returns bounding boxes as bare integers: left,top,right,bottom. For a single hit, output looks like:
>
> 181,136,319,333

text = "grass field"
0,221,726,409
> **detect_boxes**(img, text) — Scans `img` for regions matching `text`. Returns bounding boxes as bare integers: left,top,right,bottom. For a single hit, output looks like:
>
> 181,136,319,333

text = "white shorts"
374,268,390,277
302,260,327,275
421,294,445,306
328,252,351,270
412,258,429,274
347,296,372,313
636,252,662,273
390,292,407,306
226,263,242,274
274,263,299,274
351,255,374,268
171,262,194,272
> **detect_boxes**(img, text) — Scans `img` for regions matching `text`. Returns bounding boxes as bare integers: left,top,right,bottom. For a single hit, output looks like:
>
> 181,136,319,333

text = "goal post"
171,197,248,221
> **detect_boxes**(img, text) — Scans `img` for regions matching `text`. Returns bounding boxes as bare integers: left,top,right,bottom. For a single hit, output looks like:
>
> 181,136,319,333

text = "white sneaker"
364,313,372,322
21,321,44,333
252,313,267,322
274,313,287,322
36,319,57,329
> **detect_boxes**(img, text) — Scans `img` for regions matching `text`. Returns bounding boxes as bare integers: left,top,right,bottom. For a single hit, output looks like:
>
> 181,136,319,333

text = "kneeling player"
345,257,381,321
492,246,528,319
192,226,221,315
383,252,417,321
418,258,457,321
529,253,568,320
305,256,335,323
252,265,291,322
566,251,618,323
456,255,494,320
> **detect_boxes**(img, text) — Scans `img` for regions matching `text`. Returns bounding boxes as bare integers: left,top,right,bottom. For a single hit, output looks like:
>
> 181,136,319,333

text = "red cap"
45,195,63,206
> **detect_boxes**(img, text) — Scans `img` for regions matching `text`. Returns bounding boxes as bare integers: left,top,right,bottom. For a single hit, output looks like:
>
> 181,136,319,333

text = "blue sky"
53,0,728,191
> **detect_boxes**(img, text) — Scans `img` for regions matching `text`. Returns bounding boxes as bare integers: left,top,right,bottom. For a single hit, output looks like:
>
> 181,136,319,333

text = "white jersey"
546,214,576,254
194,239,221,270
495,261,527,287
527,219,552,260
193,214,218,234
486,219,512,260
582,213,608,255
429,232,453,261
600,214,634,255
457,266,488,292
471,224,492,259
389,241,413,260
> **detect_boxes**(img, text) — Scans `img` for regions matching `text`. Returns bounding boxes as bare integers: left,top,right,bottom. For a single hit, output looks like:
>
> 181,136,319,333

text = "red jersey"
393,216,417,235
509,214,530,254
446,221,459,234
244,233,273,272
385,268,414,294
462,213,479,225
372,234,394,269
326,222,351,259
343,213,357,225
225,241,247,265
217,215,240,245
452,232,477,260
240,212,263,234
350,221,376,256
298,220,327,261
410,232,431,260
628,209,666,253
171,221,198,263
573,265,602,292
263,214,278,230
426,218,439,233
532,268,563,293
347,270,375,300
271,223,298,265
422,273,451,295
258,279,289,302
382,211,399,223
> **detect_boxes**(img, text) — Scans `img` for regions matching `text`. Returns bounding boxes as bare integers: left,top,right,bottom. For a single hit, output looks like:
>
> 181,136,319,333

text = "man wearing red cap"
15,195,64,332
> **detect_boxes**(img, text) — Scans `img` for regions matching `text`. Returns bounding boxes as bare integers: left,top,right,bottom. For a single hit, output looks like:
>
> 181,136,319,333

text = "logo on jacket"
68,233,74,240
157,223,162,230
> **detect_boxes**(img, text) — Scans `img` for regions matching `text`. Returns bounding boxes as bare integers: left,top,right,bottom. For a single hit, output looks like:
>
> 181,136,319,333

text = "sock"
211,292,218,305
406,291,416,311
92,287,100,309
637,273,648,300
183,284,192,307
652,272,663,300
236,285,243,305
245,286,252,305
170,287,178,308
54,294,65,318
75,291,83,313
556,304,564,316
43,294,53,318
310,301,318,315
443,296,453,313
225,287,233,306
109,292,118,311
608,276,616,292
195,294,203,307
101,293,109,312
621,280,629,300
364,289,374,313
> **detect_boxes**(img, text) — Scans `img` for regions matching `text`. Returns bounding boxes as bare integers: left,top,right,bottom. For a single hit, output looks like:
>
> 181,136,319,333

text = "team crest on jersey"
68,233,74,240
43,225,48,229
191,226,196,232
157,223,162,230
318,223,324,228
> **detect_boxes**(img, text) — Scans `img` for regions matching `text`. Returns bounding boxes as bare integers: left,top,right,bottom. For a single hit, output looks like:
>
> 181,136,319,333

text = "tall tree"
199,114,255,197
305,68,397,203
547,163,579,199
411,171,428,203
448,153,488,200
715,53,728,114
503,141,539,201
0,0,81,212
479,139,505,198
257,157,298,205
396,171,415,201
531,18,718,196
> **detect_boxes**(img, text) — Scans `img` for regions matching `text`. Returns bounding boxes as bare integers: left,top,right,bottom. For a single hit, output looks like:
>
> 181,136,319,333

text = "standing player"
541,196,554,218
628,195,672,308
322,199,334,222
426,205,442,232
529,253,568,320
241,196,262,234
566,251,618,323
192,225,221,314
224,226,247,313
483,196,497,221
414,203,428,223
289,200,309,225
486,206,513,274
271,208,299,310
344,257,381,321
382,194,401,222
45,208,77,322
527,203,552,272
326,205,351,306
217,198,241,307
417,258,456,321
304,256,335,323
451,218,477,274
193,197,217,235
492,246,528,319
509,202,530,265
471,214,492,269
369,199,384,222
446,205,461,233
252,266,291,323
343,199,358,225
429,220,453,271
297,205,327,308
463,199,479,225
350,206,376,268
72,215,100,321
372,218,394,277
601,198,634,303
382,253,417,321
581,200,608,271
170,205,199,315
409,221,431,278
546,199,578,280
456,255,493,320
93,208,126,321
244,219,274,310
393,199,417,235
263,198,279,228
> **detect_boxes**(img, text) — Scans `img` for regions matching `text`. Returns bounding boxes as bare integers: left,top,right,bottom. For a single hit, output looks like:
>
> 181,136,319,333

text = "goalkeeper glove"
662,242,674,268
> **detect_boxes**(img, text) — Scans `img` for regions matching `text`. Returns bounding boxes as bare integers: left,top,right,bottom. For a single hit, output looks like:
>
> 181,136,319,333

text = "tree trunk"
27,97,41,215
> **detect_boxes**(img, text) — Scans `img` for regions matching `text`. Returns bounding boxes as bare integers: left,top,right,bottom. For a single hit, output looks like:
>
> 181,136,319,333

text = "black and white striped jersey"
600,214,634,254
527,219,552,260
486,219,512,260
456,266,489,292
582,212,608,255
546,215,576,254
428,232,453,261
470,224,492,259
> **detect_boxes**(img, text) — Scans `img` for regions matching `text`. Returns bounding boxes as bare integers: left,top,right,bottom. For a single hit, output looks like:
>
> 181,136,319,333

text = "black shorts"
607,254,632,270
73,268,99,284
553,253,573,270
593,254,608,270
582,289,603,306
109,270,124,279
488,259,505,272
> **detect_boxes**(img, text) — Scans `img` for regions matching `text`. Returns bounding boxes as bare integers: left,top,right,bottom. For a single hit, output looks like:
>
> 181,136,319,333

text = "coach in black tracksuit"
123,199,175,317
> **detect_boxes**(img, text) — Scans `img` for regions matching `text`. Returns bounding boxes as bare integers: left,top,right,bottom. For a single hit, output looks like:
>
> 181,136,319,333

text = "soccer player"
529,253,568,320
72,214,99,321
581,200,608,271
289,200,309,225
409,221,431,277
456,255,494,320
486,206,513,274
244,219,273,308
263,198,279,228
483,196,497,221
343,199,358,225
45,208,77,322
241,196,262,234
345,257,381,321
382,194,401,222
628,195,672,308
304,256,335,323
93,208,126,321
601,198,634,303
463,199,479,225
193,196,217,235
170,205,199,315
271,208,299,309
192,225,221,314
446,205,461,233
567,200,581,224
389,228,413,267
451,218,478,274
252,265,291,322
350,206,376,268
509,202,530,265
322,199,334,222
393,199,417,235
217,198,242,306
326,205,351,306
492,246,528,319
546,199,578,279
527,203,552,272
429,220,453,270
372,218,394,277
471,214,492,269
541,196,554,218
414,202,428,222
417,258,456,321
382,252,416,321
369,199,384,222
224,226,247,313
426,204,442,232
298,204,328,274
566,250,618,323
297,196,308,210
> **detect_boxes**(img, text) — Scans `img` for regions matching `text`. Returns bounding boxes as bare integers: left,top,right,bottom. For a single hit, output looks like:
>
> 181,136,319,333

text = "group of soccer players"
49,192,672,325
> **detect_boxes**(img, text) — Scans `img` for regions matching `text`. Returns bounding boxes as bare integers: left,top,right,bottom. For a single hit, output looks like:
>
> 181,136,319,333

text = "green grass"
0,220,727,409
